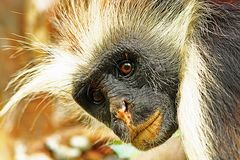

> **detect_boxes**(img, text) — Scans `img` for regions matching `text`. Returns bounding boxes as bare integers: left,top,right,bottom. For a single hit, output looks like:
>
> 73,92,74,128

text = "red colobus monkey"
1,0,240,159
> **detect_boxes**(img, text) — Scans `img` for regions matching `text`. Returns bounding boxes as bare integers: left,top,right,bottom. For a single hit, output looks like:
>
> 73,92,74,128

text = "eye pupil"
87,86,105,105
92,90,104,103
119,61,133,76
93,91,103,102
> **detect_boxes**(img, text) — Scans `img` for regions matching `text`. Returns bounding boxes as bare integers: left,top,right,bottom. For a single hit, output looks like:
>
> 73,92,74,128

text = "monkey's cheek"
111,119,131,143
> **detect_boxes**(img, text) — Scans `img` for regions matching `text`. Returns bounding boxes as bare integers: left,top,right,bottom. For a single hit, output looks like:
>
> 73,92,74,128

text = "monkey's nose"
110,99,132,126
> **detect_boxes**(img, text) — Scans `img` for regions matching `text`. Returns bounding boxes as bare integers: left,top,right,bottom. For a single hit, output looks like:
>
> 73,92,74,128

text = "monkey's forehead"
52,0,204,61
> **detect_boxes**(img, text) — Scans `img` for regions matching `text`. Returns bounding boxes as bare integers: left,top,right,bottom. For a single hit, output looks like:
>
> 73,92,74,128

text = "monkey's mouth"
116,110,163,150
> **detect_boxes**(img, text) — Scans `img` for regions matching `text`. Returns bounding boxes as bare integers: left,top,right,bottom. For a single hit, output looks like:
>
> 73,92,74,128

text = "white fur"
1,1,216,159
178,42,211,160
0,48,84,116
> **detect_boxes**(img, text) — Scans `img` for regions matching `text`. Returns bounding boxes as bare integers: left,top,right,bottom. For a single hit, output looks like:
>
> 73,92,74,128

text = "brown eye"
88,88,105,104
119,61,134,76
92,90,104,103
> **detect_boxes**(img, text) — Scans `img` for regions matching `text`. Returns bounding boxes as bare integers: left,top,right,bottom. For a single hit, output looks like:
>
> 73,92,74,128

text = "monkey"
1,0,240,159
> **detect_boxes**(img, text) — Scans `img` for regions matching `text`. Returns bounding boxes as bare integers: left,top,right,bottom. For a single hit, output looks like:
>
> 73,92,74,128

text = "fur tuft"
1,1,240,159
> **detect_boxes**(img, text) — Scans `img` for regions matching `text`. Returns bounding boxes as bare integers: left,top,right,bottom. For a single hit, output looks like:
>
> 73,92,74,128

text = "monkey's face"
72,37,179,150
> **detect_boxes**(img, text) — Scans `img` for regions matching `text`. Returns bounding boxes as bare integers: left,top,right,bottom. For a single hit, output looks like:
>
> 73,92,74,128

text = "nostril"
115,100,131,126
120,100,128,112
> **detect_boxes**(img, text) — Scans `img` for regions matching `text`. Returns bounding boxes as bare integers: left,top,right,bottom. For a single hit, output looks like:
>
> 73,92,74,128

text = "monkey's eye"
87,88,105,105
118,60,134,77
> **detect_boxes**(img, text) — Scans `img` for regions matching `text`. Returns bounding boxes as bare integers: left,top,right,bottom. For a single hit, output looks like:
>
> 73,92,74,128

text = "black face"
72,38,179,150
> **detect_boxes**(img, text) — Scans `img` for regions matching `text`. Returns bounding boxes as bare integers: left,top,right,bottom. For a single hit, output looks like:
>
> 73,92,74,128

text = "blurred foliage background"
0,0,52,134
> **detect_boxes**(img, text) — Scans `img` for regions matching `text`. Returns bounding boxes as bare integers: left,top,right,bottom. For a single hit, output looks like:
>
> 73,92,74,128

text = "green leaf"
171,129,181,138
108,143,140,159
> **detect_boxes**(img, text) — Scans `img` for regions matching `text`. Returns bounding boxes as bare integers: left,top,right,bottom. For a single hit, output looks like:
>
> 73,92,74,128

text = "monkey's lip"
128,111,162,150
115,108,163,150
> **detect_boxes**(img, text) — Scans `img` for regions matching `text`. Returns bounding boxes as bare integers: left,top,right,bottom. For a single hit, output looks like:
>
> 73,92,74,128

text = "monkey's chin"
114,111,169,151
130,132,174,151
111,110,177,150
129,111,165,151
